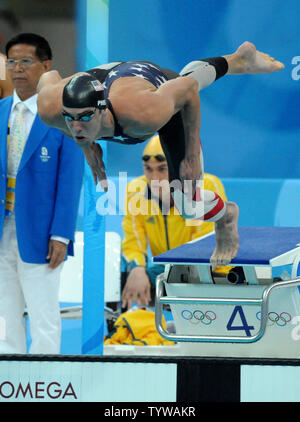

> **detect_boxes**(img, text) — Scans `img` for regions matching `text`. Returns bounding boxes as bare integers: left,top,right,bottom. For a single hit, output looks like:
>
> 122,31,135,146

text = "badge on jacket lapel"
40,146,51,162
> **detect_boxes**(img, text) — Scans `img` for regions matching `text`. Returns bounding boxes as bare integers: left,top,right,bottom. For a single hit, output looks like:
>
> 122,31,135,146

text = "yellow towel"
104,309,174,346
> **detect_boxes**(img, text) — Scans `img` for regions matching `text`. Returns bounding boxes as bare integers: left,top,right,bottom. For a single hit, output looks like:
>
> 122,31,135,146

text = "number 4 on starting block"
227,306,254,337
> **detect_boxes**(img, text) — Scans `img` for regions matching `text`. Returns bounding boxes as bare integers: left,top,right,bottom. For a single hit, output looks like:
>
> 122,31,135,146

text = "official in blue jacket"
0,33,84,354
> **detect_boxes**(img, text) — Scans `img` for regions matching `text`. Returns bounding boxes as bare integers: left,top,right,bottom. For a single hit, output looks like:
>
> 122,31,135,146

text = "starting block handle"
155,274,300,344
292,254,300,279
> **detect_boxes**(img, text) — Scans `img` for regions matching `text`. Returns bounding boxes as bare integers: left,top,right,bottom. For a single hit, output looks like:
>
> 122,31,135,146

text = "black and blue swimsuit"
88,61,168,145
87,61,185,181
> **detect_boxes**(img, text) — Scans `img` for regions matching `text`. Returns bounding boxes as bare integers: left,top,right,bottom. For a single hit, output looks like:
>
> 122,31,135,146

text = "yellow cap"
142,135,165,162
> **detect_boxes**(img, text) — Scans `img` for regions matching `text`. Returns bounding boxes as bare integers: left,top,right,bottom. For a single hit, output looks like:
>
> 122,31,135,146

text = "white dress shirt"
9,91,38,137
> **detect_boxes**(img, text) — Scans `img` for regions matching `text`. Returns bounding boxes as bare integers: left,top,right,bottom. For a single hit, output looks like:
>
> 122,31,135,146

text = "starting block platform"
154,226,300,359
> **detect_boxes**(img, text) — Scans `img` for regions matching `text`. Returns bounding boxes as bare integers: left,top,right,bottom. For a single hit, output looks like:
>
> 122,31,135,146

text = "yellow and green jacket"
121,173,228,281
104,309,174,346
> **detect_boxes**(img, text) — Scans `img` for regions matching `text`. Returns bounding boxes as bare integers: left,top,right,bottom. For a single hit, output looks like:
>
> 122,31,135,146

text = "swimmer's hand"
179,154,202,199
82,142,107,190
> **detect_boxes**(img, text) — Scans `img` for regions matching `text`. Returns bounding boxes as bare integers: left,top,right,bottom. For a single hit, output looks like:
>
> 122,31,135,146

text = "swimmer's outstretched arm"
153,76,202,187
117,74,202,187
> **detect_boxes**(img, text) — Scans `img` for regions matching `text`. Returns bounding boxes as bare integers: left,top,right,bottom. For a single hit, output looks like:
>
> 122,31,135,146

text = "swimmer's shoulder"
37,70,78,117
37,73,74,135
109,79,164,136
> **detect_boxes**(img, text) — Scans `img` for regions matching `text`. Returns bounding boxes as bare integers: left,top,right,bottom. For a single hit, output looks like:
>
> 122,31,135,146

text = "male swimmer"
37,41,284,268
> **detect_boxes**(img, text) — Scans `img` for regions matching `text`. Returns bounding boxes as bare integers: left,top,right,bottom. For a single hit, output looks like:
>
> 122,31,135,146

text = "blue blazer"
0,96,84,263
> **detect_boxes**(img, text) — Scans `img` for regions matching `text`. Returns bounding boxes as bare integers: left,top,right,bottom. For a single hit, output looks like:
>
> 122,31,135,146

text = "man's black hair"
5,33,52,61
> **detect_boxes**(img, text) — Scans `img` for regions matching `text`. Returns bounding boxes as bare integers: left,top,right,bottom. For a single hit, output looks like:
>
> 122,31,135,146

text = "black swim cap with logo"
62,74,106,110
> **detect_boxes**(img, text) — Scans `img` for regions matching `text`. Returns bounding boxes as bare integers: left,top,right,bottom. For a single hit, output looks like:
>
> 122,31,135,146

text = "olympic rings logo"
181,309,217,325
256,311,292,327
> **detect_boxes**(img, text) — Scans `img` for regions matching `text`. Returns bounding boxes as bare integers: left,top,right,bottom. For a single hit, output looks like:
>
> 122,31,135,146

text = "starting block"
154,227,300,358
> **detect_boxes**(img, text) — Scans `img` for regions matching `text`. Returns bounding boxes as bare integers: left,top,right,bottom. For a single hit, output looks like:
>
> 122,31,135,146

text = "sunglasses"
62,110,96,122
142,154,166,162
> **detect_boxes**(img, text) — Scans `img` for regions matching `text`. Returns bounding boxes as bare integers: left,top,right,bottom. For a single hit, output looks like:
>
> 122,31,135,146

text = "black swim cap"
62,74,106,110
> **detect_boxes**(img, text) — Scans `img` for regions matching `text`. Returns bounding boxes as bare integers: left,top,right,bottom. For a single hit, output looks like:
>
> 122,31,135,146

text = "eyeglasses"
6,57,42,69
142,154,166,162
62,110,96,122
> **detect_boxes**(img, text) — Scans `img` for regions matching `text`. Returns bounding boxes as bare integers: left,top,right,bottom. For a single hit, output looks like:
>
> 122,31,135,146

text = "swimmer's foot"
210,201,239,270
225,41,284,74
